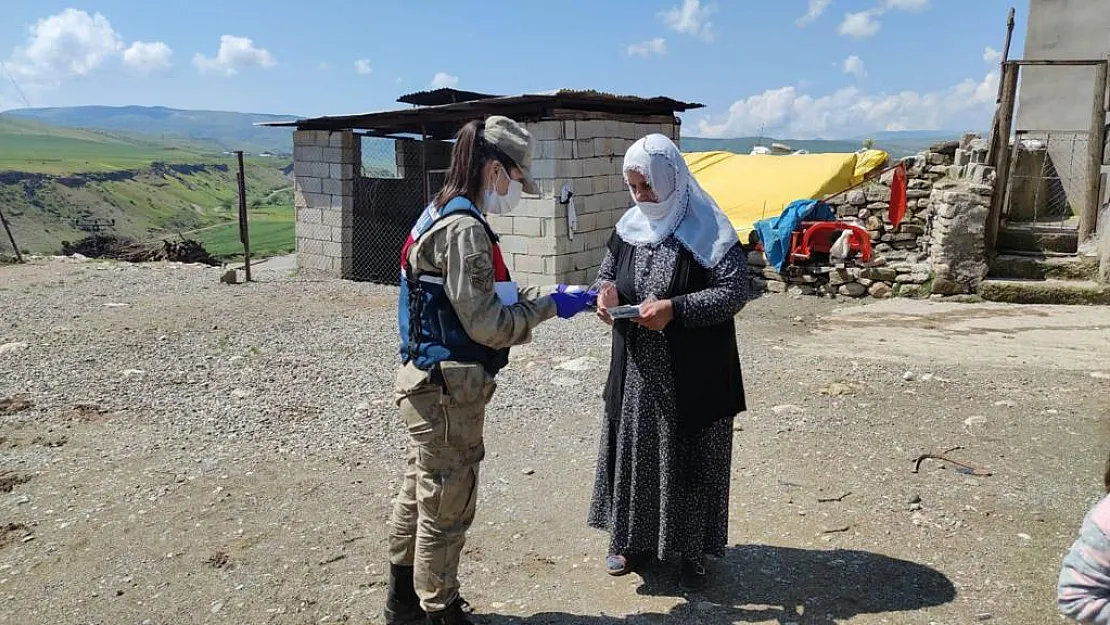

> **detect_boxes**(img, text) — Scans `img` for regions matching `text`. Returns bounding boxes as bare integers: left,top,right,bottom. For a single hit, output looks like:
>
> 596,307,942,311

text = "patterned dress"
1059,494,1110,623
587,235,748,561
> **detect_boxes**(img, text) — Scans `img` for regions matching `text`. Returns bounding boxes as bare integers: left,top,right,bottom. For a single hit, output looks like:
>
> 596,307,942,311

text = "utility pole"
235,151,252,282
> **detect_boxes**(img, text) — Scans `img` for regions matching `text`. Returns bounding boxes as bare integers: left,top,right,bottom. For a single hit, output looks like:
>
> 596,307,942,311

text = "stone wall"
485,113,679,286
292,130,359,277
748,134,995,299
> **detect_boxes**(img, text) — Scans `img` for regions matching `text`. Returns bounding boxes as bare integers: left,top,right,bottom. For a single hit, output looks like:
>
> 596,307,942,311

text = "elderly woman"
588,133,748,591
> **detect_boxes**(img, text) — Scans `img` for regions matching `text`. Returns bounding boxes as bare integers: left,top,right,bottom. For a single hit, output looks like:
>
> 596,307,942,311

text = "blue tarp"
753,199,837,273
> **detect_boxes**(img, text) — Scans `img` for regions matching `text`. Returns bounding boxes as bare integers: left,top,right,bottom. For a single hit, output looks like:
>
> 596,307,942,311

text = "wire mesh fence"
350,136,432,284
1004,131,1090,228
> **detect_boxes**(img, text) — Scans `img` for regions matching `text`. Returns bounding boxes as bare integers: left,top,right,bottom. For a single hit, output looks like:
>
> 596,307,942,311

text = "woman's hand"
634,299,673,331
596,282,618,326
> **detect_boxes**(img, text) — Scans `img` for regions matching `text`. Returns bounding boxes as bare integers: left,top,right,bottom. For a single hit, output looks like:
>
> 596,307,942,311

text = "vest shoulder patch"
464,251,494,292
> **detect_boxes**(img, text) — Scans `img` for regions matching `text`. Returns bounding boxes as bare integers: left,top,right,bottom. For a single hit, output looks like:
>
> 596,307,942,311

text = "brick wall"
488,114,679,287
293,130,359,277
292,114,682,287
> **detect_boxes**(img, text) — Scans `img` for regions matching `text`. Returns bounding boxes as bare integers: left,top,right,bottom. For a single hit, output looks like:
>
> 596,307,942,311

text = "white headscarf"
615,134,739,268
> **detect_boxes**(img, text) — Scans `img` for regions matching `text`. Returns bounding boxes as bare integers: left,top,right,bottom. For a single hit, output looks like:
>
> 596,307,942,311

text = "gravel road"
1,257,1107,625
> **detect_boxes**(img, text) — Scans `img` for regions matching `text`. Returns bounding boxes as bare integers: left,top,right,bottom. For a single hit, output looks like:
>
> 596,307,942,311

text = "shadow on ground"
476,545,955,625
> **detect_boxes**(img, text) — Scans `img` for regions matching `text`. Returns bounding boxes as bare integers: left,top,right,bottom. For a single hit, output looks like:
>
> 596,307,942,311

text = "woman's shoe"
679,555,708,591
605,553,642,576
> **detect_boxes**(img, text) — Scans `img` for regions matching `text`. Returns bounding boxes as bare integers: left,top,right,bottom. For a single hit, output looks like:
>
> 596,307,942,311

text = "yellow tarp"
683,149,889,239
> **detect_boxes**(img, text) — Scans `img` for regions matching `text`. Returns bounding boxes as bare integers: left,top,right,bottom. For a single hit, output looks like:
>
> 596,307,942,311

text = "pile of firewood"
60,235,220,266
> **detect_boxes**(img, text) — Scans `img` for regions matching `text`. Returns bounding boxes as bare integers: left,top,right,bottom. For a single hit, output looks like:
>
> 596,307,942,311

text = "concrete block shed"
260,89,702,286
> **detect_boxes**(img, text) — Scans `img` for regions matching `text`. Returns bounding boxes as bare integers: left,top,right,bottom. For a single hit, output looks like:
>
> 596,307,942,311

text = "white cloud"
796,0,832,27
842,55,867,78
430,72,459,89
838,0,930,39
354,59,372,75
883,0,929,10
193,35,275,76
983,46,1002,63
318,61,330,71
626,38,667,57
660,0,715,42
838,10,881,38
123,41,172,74
6,8,123,87
695,70,998,139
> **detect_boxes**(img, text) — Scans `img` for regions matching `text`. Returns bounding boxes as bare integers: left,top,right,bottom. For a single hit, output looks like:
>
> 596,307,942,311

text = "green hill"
3,105,296,156
0,116,294,258
0,115,222,175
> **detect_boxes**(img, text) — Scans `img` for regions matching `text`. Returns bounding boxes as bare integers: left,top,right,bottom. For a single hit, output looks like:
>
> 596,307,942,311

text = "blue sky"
0,0,1024,139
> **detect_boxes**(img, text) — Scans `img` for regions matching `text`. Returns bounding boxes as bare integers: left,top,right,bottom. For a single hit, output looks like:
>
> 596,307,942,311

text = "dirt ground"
1,258,1108,625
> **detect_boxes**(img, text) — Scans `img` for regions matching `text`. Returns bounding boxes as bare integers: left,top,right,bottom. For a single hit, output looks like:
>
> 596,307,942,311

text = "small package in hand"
608,304,641,320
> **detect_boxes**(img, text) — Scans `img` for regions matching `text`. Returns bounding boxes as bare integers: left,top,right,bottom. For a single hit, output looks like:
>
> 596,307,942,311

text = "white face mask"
628,189,677,222
485,165,523,215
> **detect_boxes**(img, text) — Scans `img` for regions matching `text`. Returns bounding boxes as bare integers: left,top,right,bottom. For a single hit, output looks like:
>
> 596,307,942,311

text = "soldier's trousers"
388,361,495,613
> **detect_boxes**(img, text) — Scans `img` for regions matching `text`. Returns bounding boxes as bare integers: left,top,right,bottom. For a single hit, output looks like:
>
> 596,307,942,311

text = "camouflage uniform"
388,211,555,613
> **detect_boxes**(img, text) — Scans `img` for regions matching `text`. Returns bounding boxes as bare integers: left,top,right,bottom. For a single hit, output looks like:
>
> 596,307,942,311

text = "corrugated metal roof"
257,90,703,136
397,88,501,106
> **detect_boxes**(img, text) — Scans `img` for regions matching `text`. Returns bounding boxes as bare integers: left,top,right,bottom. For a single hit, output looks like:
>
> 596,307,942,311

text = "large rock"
928,140,960,157
861,267,898,282
931,277,967,295
868,282,893,298
788,284,817,296
847,189,867,206
866,185,891,203
839,282,868,297
897,283,930,298
828,269,854,286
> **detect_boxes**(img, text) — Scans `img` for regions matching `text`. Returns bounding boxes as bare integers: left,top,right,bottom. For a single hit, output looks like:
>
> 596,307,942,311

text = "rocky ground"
1,257,1108,625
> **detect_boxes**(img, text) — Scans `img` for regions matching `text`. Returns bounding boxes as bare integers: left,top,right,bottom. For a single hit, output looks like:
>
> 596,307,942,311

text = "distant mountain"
3,105,298,156
681,133,961,159
863,129,973,140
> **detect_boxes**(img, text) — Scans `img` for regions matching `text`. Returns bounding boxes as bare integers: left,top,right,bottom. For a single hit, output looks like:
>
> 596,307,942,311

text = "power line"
0,61,31,109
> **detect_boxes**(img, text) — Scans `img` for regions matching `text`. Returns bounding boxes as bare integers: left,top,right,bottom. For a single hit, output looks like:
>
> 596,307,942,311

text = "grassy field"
0,116,295,257
192,202,295,259
0,116,217,174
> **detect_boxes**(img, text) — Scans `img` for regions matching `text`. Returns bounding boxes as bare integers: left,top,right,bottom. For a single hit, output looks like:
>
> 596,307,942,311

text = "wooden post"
235,151,252,282
1080,59,1109,244
0,205,22,263
986,7,1017,167
987,61,1020,253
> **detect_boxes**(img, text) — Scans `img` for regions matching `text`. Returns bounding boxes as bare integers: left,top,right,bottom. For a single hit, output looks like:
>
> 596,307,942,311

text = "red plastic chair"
789,221,873,263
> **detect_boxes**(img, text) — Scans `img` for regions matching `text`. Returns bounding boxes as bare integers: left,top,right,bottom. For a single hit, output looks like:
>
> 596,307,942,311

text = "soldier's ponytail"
434,119,515,209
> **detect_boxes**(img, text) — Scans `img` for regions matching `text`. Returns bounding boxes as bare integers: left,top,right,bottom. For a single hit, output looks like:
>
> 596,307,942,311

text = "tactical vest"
397,196,511,375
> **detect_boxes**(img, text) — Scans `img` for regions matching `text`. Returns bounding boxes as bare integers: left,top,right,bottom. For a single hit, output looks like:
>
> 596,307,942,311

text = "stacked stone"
292,130,357,276
747,135,998,299
488,116,678,286
928,181,994,295
746,252,907,299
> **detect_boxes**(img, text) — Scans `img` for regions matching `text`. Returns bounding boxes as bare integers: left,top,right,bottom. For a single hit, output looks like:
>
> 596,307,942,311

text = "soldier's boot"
424,598,473,625
383,564,424,624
